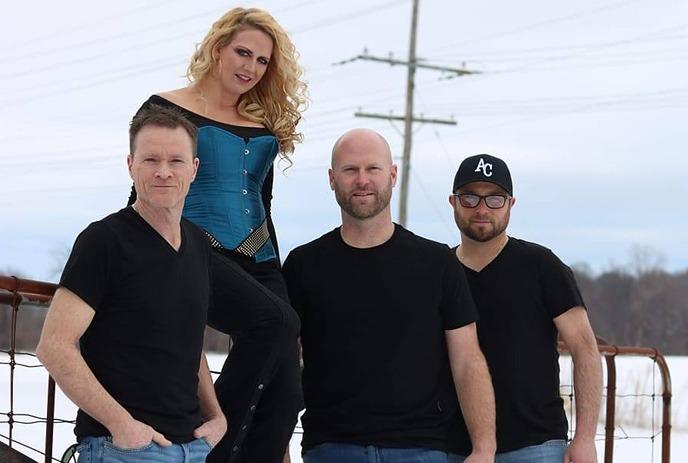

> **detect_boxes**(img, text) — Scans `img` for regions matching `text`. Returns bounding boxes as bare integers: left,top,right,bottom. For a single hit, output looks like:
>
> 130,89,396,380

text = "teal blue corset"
183,126,279,262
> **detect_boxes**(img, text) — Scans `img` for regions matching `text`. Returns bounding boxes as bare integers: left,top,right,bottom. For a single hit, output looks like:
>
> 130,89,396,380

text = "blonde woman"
128,7,307,463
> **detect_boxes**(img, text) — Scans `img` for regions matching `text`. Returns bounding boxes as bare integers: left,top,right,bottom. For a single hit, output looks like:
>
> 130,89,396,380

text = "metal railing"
1,275,674,463
558,337,672,463
1,275,58,463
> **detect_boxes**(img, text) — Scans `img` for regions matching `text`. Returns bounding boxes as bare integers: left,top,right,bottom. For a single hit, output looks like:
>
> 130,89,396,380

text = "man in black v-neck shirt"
283,129,496,463
36,105,226,462
448,154,602,463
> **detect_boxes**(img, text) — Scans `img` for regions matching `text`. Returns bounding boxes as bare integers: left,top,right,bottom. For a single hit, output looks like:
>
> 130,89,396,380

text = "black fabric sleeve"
59,222,114,311
281,250,304,320
538,248,586,319
439,252,479,330
262,165,280,262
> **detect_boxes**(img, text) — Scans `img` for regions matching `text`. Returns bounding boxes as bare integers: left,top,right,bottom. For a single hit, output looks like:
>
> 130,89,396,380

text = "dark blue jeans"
304,443,461,463
206,250,303,463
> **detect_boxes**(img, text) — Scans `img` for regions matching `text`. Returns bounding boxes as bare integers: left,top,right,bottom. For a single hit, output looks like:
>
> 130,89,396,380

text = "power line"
497,54,688,72
483,22,688,76
428,35,688,60
449,84,688,135
0,57,185,107
431,47,688,66
418,88,688,109
426,0,650,54
5,91,685,167
413,88,460,172
0,2,413,108
5,86,685,171
0,34,192,81
361,23,688,111
409,169,456,240
0,0,326,64
0,9,211,64
0,0,179,53
3,3,686,181
292,0,410,33
340,0,477,226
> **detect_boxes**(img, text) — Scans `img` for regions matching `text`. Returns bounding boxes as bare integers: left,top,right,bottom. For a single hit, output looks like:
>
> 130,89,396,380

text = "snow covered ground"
1,353,686,462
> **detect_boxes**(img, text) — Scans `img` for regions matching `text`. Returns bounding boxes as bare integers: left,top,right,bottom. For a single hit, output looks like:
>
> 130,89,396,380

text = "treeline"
573,266,688,355
2,266,687,355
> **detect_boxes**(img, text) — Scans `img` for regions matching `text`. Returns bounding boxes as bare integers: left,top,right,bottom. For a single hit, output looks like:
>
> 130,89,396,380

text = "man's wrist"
105,411,134,437
471,441,497,456
572,430,597,442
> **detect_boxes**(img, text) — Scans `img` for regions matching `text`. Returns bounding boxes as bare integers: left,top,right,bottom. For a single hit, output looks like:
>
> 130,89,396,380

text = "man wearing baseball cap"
448,154,602,463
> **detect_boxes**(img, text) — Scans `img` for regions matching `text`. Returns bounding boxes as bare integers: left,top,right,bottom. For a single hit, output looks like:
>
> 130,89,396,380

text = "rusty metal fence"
559,337,672,463
1,275,58,462
0,275,674,463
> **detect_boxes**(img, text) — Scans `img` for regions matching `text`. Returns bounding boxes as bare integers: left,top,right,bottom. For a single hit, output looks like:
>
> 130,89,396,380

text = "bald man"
283,129,496,463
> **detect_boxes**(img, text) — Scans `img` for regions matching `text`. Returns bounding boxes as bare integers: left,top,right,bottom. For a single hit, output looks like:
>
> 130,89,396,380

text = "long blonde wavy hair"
187,8,307,156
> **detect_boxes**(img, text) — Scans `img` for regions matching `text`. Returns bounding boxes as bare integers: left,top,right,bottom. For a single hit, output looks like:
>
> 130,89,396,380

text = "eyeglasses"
452,193,509,209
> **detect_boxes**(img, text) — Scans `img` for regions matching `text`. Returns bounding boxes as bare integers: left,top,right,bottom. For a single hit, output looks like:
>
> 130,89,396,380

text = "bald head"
331,128,393,169
328,128,397,222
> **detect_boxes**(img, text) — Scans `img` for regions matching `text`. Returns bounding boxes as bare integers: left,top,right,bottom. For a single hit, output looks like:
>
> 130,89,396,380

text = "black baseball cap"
453,154,513,196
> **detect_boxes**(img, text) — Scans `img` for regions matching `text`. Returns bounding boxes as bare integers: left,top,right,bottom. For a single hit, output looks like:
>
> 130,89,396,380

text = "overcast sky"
1,0,687,281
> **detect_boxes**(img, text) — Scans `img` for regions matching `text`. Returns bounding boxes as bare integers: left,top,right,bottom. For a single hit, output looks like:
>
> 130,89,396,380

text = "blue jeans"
76,436,212,463
304,443,461,463
457,439,567,463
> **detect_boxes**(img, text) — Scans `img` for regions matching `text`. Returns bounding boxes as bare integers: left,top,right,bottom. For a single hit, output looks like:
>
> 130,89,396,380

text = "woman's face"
215,27,274,96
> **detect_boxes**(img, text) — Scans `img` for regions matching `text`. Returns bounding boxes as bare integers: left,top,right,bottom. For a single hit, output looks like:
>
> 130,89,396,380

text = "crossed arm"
555,306,602,463
446,323,496,463
36,287,226,448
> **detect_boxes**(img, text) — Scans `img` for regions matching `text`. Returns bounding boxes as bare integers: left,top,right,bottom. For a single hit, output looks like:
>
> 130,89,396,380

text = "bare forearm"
446,326,496,457
193,353,227,445
572,344,603,440
453,352,496,454
197,353,223,419
37,339,131,435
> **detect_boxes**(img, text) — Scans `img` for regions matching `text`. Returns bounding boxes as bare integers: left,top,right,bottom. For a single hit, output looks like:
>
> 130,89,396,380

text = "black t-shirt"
59,207,211,443
283,224,478,452
453,237,585,453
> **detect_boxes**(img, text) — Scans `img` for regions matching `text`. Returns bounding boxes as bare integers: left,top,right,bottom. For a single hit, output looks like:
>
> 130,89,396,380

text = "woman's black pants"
205,250,302,463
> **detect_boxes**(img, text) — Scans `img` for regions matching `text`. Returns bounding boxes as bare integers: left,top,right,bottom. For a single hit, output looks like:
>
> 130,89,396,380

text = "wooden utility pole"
335,0,480,226
399,0,419,227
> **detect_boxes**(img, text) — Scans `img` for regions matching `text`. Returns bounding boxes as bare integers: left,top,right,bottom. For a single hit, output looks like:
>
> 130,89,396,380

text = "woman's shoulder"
147,88,273,138
153,88,202,113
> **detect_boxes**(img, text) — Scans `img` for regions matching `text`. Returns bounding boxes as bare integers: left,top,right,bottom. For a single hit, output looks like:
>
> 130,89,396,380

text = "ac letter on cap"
475,158,493,177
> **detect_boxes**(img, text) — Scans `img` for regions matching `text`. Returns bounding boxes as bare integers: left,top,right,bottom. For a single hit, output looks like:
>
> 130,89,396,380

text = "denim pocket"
75,442,91,463
103,438,155,453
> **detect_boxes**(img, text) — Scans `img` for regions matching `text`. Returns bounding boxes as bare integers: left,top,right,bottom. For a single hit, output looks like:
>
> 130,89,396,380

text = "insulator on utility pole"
338,0,480,227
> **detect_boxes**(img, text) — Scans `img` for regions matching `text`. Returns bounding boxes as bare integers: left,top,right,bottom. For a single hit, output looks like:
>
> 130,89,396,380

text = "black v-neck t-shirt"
453,237,585,453
283,224,478,452
59,207,211,443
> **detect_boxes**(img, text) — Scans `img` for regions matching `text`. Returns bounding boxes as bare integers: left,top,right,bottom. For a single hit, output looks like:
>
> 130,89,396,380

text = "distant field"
1,353,686,462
